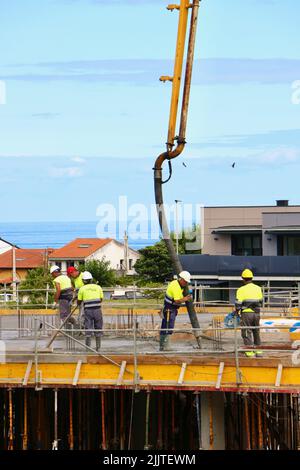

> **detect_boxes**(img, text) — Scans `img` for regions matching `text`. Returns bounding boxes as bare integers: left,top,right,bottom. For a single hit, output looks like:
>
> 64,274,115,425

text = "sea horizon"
0,220,161,251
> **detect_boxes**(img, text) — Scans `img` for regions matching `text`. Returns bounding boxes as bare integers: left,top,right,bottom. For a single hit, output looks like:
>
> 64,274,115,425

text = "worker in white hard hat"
50,265,75,325
235,269,263,357
77,271,104,351
159,271,192,351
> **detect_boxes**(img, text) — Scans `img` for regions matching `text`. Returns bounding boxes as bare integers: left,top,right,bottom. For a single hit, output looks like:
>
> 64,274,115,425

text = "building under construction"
2,0,299,454
0,284,300,451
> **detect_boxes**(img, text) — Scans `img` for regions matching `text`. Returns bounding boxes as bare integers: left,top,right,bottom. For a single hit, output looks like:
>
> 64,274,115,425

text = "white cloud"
49,166,83,178
259,147,300,163
71,156,86,164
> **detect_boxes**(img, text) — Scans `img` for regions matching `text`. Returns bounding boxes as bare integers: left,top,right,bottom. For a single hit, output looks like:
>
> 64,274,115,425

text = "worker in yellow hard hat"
235,269,263,357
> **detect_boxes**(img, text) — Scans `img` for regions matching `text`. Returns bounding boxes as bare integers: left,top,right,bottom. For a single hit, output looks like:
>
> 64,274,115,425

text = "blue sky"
0,0,300,222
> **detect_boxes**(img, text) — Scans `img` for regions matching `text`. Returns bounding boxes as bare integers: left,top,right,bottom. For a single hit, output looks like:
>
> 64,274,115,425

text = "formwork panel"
0,362,300,391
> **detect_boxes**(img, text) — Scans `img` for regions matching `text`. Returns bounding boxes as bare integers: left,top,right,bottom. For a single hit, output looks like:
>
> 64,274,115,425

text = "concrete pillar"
200,392,225,450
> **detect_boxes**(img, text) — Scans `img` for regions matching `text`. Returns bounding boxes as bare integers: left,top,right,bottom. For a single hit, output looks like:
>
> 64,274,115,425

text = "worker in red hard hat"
235,269,263,357
67,266,84,291
67,266,85,329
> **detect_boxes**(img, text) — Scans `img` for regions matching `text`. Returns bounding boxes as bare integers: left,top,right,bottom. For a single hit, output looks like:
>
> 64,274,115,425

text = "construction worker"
235,269,263,357
67,266,84,291
159,271,192,351
67,266,85,330
77,271,103,351
50,265,75,325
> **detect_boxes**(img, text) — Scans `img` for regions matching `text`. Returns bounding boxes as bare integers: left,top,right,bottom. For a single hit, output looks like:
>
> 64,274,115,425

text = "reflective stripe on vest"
241,299,262,313
83,299,102,309
163,294,179,310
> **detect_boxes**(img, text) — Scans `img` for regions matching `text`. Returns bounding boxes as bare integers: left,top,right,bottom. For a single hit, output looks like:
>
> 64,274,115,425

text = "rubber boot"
165,335,170,351
85,336,91,350
95,337,101,352
159,335,167,351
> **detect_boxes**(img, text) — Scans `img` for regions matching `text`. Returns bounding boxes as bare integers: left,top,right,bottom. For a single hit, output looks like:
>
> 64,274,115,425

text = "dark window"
129,259,133,270
277,235,300,255
231,234,262,256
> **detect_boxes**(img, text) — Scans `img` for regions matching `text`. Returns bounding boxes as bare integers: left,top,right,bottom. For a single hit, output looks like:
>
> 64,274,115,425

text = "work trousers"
160,307,178,336
84,307,103,338
241,311,261,346
59,298,72,321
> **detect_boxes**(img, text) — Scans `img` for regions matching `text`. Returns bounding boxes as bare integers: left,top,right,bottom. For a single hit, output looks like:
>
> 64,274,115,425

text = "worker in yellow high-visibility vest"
67,266,85,330
50,265,75,324
160,271,192,351
77,271,103,351
235,269,263,357
67,266,84,291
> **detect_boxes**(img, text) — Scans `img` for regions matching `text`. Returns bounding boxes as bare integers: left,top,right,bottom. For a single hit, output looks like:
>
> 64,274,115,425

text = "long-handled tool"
154,0,203,348
42,304,78,350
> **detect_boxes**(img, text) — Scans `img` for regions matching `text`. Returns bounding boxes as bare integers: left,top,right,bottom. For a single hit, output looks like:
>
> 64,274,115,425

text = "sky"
0,0,300,223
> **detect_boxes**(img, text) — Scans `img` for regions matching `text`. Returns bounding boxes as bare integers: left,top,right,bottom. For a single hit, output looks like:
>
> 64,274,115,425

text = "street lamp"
175,199,182,255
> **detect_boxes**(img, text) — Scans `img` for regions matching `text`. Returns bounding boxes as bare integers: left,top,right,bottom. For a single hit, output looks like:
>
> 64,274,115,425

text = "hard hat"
67,266,77,275
82,271,93,281
241,269,253,279
179,271,191,283
50,265,60,274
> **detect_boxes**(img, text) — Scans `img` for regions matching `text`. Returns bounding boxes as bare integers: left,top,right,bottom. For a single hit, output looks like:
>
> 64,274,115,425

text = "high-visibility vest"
235,282,263,313
74,273,84,290
164,280,184,310
78,283,104,308
53,275,72,291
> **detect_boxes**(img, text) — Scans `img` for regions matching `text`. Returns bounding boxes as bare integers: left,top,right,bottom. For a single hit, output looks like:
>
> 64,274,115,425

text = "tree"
20,267,54,307
83,259,116,287
134,241,172,283
116,274,138,287
170,223,201,254
135,225,201,284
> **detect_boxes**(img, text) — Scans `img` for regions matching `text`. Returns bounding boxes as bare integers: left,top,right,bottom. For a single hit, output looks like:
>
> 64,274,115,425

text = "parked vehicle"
0,293,14,303
110,290,147,300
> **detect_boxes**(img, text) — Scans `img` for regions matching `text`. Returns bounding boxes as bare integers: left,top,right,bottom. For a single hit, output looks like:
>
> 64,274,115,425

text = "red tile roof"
49,238,112,260
0,249,52,269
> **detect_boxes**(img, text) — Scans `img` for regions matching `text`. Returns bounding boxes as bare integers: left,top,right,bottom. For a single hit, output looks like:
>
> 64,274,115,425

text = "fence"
1,285,300,310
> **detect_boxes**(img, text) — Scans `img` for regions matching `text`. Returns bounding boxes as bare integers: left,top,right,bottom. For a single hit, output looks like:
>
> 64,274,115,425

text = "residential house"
0,248,52,284
202,200,300,257
0,238,18,255
49,238,140,275
180,200,300,303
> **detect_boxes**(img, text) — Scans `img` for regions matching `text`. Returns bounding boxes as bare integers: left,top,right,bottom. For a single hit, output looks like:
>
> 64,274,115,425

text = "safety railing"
0,284,300,311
